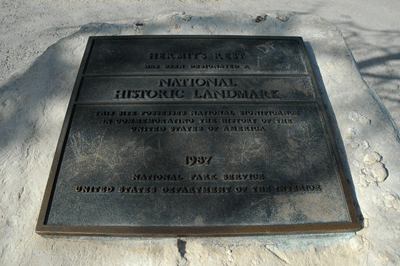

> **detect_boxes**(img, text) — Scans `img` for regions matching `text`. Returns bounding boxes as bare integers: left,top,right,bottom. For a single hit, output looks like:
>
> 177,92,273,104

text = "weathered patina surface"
36,36,359,236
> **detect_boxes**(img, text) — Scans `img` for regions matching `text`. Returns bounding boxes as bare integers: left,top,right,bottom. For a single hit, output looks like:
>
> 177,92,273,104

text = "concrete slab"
0,11,399,266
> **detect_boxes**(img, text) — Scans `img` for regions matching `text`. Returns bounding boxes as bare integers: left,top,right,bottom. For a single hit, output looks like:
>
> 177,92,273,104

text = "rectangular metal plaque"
36,36,360,236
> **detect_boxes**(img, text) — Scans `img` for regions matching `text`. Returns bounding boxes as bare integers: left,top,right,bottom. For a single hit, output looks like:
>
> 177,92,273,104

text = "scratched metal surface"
45,103,349,226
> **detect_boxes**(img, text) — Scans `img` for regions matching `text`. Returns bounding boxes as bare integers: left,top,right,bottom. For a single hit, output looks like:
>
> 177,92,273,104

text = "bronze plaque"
36,36,360,236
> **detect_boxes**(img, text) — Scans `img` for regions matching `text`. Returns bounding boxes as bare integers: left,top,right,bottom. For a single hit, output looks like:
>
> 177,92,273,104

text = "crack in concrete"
265,246,292,265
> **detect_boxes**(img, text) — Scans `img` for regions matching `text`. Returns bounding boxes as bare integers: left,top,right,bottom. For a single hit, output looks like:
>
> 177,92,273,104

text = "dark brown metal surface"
36,36,360,236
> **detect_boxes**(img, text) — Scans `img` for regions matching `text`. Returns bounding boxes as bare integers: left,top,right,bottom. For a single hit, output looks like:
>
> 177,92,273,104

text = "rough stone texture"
1,12,400,265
